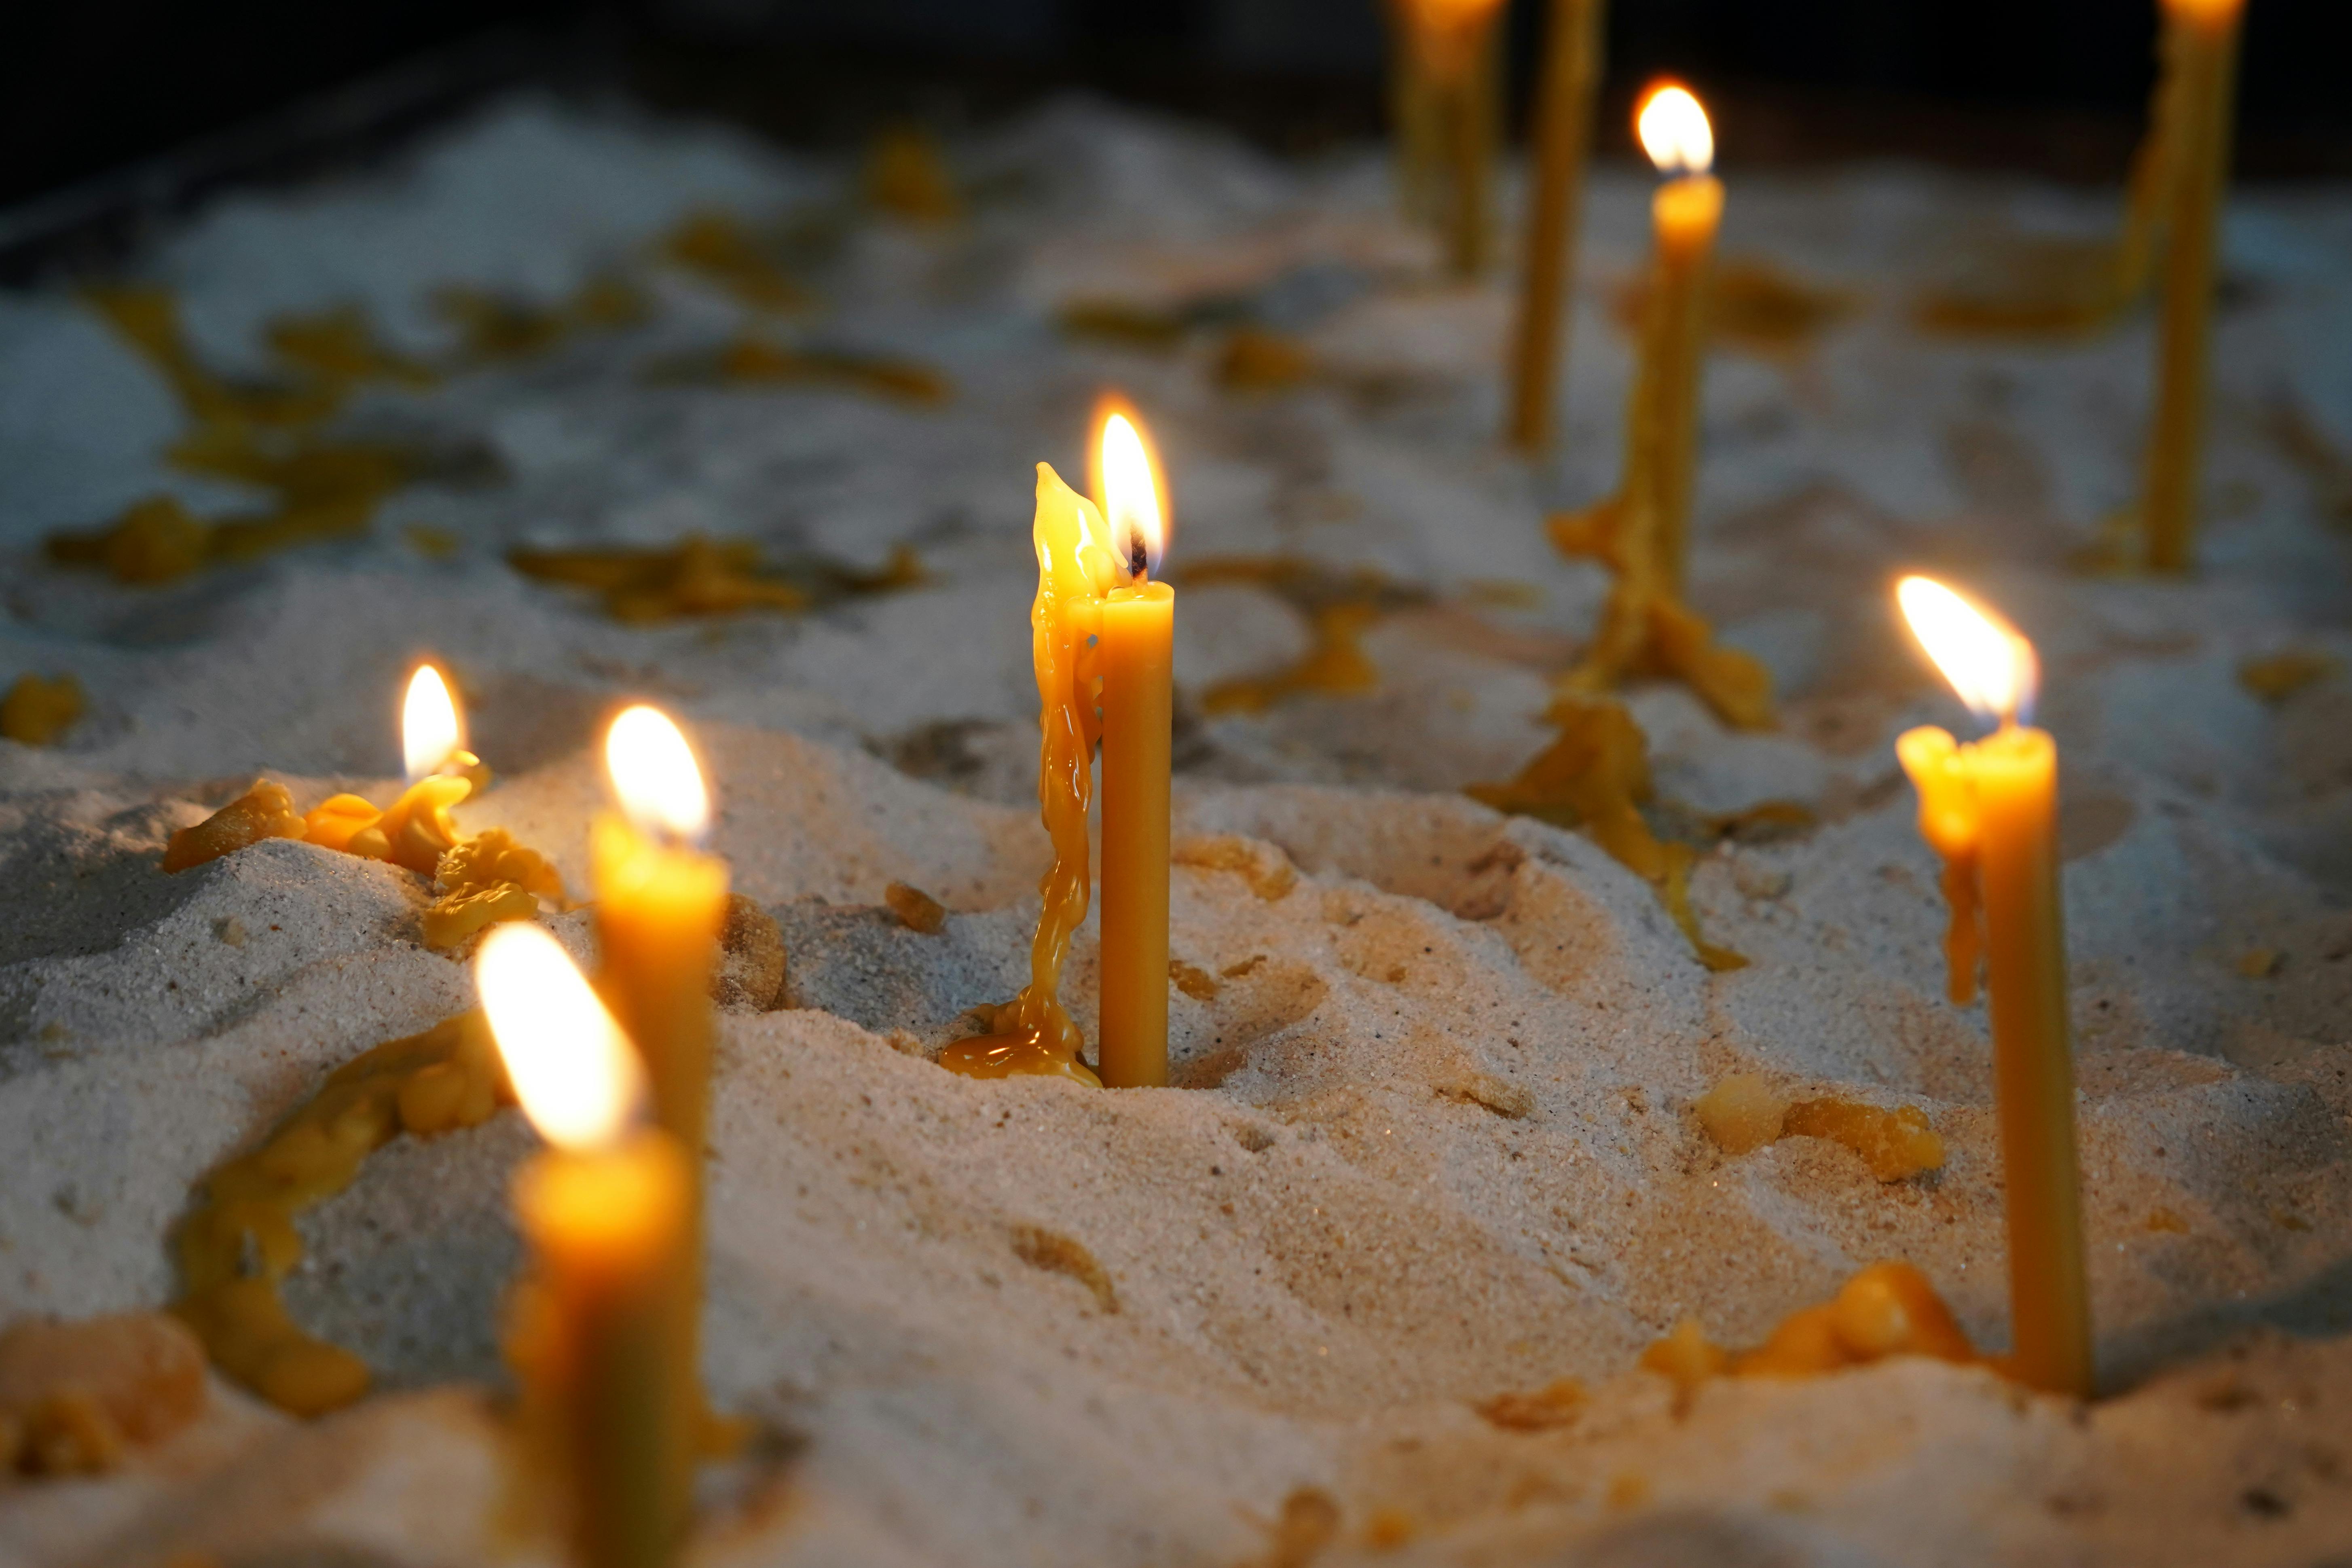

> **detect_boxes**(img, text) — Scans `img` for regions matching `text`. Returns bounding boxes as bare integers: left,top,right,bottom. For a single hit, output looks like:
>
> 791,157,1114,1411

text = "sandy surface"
1,94,2350,1566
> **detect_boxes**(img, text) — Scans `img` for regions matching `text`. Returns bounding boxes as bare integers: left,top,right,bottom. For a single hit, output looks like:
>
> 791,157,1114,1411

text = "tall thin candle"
1895,578,2093,1398
2140,0,2244,571
481,923,696,1568
1627,83,1722,597
1094,408,1174,1090
1505,0,1607,452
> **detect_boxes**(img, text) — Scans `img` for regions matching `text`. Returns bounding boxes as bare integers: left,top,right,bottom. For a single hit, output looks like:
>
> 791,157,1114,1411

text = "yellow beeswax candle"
592,708,729,1160
1505,0,1607,452
941,462,1119,1086
1895,577,2092,1399
1399,0,1508,277
2140,0,2243,573
479,924,695,1568
1094,408,1174,1090
1627,84,1722,597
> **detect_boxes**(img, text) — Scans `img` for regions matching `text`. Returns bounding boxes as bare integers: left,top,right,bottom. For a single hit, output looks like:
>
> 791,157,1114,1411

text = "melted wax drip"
939,464,1118,1086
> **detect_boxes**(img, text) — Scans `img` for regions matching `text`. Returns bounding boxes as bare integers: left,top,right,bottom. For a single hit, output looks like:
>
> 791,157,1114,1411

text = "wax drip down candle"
1894,577,2093,1399
479,923,696,1568
941,461,1121,1086
1092,403,1174,1090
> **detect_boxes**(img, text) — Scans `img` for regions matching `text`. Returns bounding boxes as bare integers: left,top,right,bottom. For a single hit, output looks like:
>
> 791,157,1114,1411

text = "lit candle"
2140,0,2244,572
941,461,1119,1086
1894,577,2092,1399
478,923,695,1568
1504,0,1607,452
1626,82,1722,597
592,707,728,1160
1093,405,1174,1090
319,664,476,871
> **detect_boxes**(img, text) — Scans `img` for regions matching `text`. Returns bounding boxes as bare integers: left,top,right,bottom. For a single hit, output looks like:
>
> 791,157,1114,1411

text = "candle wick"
1126,537,1150,585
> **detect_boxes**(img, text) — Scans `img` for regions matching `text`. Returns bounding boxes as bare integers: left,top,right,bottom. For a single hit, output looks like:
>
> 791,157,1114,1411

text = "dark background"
6,0,2351,234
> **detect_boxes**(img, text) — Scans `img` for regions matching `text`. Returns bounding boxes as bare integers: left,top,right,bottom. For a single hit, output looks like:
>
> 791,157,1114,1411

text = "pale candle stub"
338,662,478,873
478,924,696,1568
1894,576,2092,1399
1094,400,1174,1090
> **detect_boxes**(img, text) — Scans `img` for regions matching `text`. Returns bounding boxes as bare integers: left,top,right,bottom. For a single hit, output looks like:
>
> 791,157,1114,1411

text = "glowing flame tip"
605,706,711,842
1896,576,2037,727
1637,83,1714,177
476,923,643,1151
402,664,464,783
1096,404,1167,582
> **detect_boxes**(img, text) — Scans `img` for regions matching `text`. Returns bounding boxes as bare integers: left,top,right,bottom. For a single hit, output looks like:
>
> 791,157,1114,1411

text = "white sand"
1,95,2350,1566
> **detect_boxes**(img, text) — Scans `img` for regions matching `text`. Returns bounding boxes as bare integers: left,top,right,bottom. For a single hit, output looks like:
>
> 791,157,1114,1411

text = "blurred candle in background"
1505,0,1608,452
2140,0,2244,572
1627,82,1722,597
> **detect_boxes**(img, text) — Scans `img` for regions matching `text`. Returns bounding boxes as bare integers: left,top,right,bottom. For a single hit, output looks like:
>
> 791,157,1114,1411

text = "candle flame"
402,664,465,783
605,705,711,842
1094,400,1167,583
1896,576,2039,727
1637,83,1714,177
476,922,644,1152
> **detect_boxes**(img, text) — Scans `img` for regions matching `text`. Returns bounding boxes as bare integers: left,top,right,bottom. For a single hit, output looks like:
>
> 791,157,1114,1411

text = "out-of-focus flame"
605,705,711,842
403,664,465,783
476,923,644,1152
1094,400,1167,583
1897,576,2038,727
1637,82,1714,177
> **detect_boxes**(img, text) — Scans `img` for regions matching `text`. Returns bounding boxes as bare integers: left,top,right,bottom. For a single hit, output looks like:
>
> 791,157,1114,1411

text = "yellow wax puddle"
883,881,948,934
1640,1262,1982,1405
1,673,85,747
173,1011,512,1417
865,125,963,225
162,781,308,874
1545,501,1777,732
662,210,814,314
421,828,567,950
1186,557,1432,717
1473,1375,1586,1432
165,778,561,952
672,336,954,406
45,289,439,585
1056,298,1195,351
2238,647,2340,702
508,536,924,624
1213,327,1318,395
1911,236,2142,340
1612,256,1859,360
0,1312,210,1479
941,463,1110,1089
435,274,650,364
1694,1072,1946,1181
1466,695,1750,972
